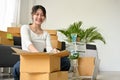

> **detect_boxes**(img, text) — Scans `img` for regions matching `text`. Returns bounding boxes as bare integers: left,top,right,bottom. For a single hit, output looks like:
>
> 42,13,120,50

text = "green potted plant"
58,21,106,44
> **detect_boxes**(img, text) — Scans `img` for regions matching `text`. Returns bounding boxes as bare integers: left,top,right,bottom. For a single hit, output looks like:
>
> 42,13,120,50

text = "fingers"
51,48,60,53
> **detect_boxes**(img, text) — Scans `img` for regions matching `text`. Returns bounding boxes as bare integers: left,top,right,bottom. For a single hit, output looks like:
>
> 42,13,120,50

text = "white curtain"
0,0,20,31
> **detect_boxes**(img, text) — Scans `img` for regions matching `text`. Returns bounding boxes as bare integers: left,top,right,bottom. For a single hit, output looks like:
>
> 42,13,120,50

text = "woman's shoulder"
21,24,30,30
21,24,29,28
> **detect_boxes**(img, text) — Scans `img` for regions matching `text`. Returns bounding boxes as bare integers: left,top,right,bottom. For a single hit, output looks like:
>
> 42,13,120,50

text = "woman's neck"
30,23,43,34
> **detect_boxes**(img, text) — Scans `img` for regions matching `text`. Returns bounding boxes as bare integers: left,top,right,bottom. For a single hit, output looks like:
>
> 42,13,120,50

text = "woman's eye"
36,13,39,16
35,13,44,17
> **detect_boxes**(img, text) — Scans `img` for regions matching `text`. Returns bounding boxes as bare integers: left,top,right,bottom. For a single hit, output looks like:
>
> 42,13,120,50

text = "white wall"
19,0,120,71
19,0,34,25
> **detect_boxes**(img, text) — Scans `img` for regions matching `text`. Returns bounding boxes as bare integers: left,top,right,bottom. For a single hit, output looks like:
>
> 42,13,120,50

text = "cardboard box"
0,31,13,39
7,27,21,37
45,30,57,36
11,47,69,73
78,57,95,76
0,37,13,45
0,31,13,45
50,36,58,40
20,54,60,73
7,27,20,34
10,33,20,37
51,40,59,48
78,57,95,65
20,71,68,80
78,64,94,76
0,31,7,38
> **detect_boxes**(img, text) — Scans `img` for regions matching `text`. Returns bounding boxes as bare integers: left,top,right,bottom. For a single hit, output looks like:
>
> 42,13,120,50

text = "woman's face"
32,9,46,25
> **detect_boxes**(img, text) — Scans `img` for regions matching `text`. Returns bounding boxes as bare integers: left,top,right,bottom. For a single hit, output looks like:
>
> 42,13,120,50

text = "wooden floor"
1,71,120,80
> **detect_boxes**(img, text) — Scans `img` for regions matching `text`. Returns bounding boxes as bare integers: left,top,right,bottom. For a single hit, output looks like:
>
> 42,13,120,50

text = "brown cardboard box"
50,36,58,40
7,27,20,34
10,33,20,37
12,47,69,73
78,57,95,65
20,71,68,80
78,57,95,76
78,64,94,76
20,54,60,73
0,31,7,38
7,27,21,37
45,30,57,36
0,37,13,45
0,31,13,45
51,40,59,48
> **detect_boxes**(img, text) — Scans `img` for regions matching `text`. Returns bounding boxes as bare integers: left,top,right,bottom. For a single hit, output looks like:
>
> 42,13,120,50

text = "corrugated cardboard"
20,71,68,80
0,31,13,38
78,57,95,65
10,33,20,37
78,64,94,76
7,27,20,33
0,31,13,45
0,31,8,38
78,57,95,76
51,40,59,48
11,47,69,73
0,37,13,45
50,36,58,40
20,54,60,73
7,27,21,37
45,30,57,36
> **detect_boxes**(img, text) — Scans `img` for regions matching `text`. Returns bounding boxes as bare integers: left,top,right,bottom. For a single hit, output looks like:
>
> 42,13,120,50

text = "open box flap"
11,47,70,57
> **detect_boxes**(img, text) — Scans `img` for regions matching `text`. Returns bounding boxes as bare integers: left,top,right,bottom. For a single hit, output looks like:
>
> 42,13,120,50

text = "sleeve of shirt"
45,32,53,52
20,25,32,49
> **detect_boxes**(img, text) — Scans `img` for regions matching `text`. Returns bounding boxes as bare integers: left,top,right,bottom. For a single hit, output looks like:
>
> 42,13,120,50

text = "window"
0,0,20,31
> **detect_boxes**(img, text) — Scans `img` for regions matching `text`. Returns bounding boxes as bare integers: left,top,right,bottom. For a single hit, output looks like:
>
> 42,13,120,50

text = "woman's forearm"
28,44,39,52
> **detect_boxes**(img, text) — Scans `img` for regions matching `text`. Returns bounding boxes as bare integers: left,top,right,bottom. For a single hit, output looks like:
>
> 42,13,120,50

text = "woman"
12,5,70,80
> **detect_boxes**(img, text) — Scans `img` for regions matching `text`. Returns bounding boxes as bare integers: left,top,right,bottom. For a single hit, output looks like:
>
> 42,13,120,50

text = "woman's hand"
50,48,60,53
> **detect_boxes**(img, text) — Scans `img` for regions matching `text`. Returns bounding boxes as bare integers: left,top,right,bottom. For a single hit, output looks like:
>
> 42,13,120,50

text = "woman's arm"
28,44,39,52
46,32,59,53
45,33,53,52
